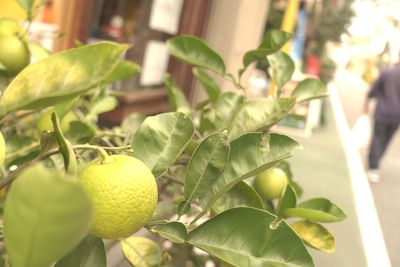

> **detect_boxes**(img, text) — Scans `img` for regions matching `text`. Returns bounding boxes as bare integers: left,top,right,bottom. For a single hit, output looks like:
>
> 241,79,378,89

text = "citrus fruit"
78,154,158,239
37,108,76,133
254,167,288,200
0,36,30,74
0,18,24,38
0,131,5,167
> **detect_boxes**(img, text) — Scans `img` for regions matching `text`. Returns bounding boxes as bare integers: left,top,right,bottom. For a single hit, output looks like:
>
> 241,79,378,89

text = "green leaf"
187,207,314,267
0,42,128,115
212,181,264,215
28,42,51,61
132,112,195,178
283,198,347,223
51,112,77,175
164,74,190,114
200,133,300,209
121,112,145,134
291,220,336,253
167,35,225,76
147,221,187,244
259,30,292,50
17,0,34,14
178,201,191,216
240,30,292,76
199,92,244,133
4,165,92,267
87,95,118,121
184,132,229,205
55,235,106,267
54,98,78,118
121,236,162,267
291,78,328,103
192,68,220,103
276,161,303,197
64,121,96,144
227,97,296,140
267,51,295,91
104,60,141,84
276,185,297,217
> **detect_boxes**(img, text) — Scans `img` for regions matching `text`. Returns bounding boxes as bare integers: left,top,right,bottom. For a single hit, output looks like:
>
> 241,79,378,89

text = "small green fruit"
254,167,288,200
37,109,77,133
0,36,30,74
0,18,24,38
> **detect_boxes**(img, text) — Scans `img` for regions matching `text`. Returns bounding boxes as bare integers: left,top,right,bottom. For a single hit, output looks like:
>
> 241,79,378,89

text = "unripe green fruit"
78,155,158,239
254,167,288,200
37,109,77,133
0,18,24,38
0,36,30,74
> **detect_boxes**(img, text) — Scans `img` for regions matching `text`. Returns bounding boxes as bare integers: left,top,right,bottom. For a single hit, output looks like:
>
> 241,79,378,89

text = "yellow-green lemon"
0,36,30,74
0,132,5,167
0,18,24,38
254,167,288,200
37,108,76,133
78,154,158,239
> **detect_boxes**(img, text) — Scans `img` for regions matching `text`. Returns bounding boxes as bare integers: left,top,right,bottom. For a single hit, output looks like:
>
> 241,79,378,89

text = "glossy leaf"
164,74,190,114
104,60,141,84
283,198,347,223
0,42,128,115
276,160,303,197
150,201,178,221
200,133,300,209
147,221,187,244
200,92,244,133
4,165,92,267
131,112,195,177
28,42,51,62
184,132,229,204
240,30,292,76
51,113,77,175
227,97,296,140
167,35,225,76
55,235,106,267
121,112,145,134
17,0,34,13
276,185,297,217
54,98,78,118
87,95,118,120
291,78,328,103
64,121,95,144
178,201,191,216
193,68,220,103
212,181,264,215
38,132,57,160
291,220,336,253
267,51,295,90
121,236,162,267
187,207,314,267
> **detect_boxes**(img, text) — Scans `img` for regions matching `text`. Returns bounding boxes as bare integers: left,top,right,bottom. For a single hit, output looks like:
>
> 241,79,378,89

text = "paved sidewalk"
289,99,367,267
335,68,400,267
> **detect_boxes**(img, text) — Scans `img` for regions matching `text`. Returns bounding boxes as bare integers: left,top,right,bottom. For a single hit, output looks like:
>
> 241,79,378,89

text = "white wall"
191,0,270,101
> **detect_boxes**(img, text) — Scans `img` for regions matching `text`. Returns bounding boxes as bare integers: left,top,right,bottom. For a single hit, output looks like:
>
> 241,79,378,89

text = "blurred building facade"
1,0,274,124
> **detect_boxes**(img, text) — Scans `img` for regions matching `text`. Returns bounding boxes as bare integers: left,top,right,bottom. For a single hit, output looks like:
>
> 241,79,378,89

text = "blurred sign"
140,41,170,86
149,0,184,35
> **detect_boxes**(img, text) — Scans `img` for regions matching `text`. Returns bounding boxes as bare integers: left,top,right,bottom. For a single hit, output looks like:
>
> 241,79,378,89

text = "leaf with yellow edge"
291,220,336,253
0,42,128,115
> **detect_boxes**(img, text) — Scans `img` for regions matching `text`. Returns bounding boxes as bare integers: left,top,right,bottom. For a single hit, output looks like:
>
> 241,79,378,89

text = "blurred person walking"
364,57,400,183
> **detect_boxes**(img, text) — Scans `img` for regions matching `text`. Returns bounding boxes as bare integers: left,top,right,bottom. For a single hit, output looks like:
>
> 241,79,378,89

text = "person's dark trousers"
368,120,399,169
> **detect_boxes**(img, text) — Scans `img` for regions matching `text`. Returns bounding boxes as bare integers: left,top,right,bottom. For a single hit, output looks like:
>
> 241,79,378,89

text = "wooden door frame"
54,0,211,125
